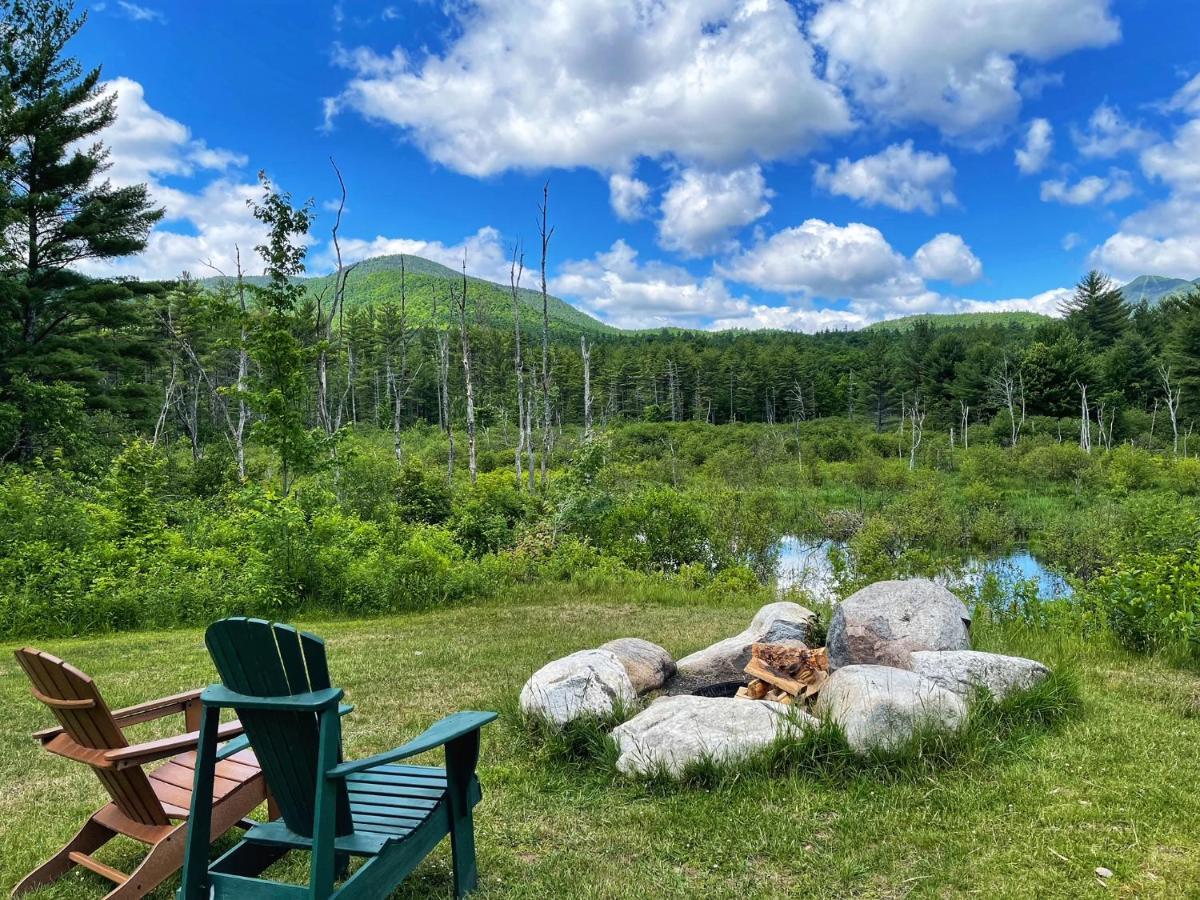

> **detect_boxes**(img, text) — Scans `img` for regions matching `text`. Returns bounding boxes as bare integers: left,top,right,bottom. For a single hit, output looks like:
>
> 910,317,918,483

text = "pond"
773,536,1073,604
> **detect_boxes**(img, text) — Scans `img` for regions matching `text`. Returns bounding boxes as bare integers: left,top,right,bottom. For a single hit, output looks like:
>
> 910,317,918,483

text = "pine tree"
1061,270,1129,344
0,0,163,459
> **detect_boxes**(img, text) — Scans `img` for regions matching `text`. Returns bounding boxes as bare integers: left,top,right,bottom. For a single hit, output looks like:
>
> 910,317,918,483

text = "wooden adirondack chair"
178,617,497,900
11,648,268,900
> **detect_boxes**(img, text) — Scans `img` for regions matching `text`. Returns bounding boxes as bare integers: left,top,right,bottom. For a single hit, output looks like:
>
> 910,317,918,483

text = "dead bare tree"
386,256,418,462
318,158,358,436
1078,382,1091,453
908,396,925,470
508,246,528,486
538,181,554,489
990,355,1026,447
582,335,593,438
959,400,970,449
1160,364,1181,455
454,257,478,484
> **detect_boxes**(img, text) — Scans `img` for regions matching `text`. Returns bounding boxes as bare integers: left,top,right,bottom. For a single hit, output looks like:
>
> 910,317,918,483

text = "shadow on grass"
509,667,1082,793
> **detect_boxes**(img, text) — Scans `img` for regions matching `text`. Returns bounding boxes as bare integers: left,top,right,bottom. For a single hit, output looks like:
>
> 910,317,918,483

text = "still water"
774,536,1073,603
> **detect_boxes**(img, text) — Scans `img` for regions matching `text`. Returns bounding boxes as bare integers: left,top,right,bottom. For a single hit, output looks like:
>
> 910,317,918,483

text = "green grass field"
3,587,1199,899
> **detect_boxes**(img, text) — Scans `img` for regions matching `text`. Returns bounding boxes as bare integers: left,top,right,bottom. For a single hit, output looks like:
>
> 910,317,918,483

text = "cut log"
745,658,804,695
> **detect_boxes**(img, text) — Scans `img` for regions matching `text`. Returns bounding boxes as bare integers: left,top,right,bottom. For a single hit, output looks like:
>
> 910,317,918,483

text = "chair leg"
450,810,478,898
11,816,116,897
100,821,186,900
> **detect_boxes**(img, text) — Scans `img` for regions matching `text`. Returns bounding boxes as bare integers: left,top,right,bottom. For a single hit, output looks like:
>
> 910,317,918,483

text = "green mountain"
1119,274,1200,305
864,311,1051,333
201,253,615,337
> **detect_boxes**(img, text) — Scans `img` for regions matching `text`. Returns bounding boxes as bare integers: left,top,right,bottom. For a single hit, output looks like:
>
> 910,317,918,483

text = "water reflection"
774,536,1073,603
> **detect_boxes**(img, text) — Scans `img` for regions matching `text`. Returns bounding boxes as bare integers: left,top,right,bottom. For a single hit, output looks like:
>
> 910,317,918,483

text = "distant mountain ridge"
1119,274,1200,305
199,253,615,337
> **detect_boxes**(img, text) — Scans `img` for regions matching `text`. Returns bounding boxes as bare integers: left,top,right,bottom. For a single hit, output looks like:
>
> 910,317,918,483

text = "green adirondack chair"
177,617,496,899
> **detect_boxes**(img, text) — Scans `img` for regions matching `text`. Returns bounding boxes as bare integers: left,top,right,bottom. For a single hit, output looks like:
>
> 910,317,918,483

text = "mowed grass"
3,587,1200,899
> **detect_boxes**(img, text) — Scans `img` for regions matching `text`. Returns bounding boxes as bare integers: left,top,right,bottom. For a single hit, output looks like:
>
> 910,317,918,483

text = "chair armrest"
32,688,205,742
200,685,344,712
327,711,497,779
105,720,245,769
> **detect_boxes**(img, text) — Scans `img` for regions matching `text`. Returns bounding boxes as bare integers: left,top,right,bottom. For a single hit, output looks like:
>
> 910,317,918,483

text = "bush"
1086,545,1200,656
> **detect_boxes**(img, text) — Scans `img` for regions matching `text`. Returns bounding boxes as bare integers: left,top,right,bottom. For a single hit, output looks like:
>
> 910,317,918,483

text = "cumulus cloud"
914,234,983,284
809,0,1119,144
1072,103,1155,157
552,240,752,330
608,173,651,222
1140,119,1200,193
657,165,772,256
76,79,264,280
1015,118,1054,174
318,226,512,284
325,0,852,177
719,219,913,298
813,141,956,213
1040,169,1133,205
1167,73,1200,116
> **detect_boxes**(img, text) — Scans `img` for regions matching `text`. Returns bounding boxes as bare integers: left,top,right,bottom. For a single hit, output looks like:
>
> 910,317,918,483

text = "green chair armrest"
200,684,344,711
327,711,497,779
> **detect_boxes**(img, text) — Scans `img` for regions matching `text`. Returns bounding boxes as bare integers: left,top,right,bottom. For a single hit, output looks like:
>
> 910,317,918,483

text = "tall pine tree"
0,0,163,459
1060,270,1129,344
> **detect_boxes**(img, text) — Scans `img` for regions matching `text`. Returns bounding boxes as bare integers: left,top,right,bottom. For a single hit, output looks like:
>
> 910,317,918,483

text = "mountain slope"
201,253,615,337
864,311,1051,332
1119,274,1200,305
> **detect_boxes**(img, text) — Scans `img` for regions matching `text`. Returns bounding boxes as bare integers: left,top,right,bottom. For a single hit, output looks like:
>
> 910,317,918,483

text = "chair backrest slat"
14,648,169,827
205,619,352,837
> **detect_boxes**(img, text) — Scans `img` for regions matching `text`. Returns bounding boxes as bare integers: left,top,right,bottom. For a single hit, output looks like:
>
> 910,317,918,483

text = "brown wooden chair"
11,647,269,900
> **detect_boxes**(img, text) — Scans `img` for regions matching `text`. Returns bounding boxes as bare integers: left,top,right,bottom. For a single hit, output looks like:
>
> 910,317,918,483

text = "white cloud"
552,240,752,330
956,288,1071,317
657,165,772,256
1015,118,1053,174
1062,232,1083,251
719,219,912,298
325,0,852,177
1090,231,1200,280
813,141,956,213
810,0,1119,144
1039,169,1133,205
116,1,164,23
1072,103,1155,157
75,79,264,280
321,226,512,284
1167,74,1200,116
914,233,983,284
1140,119,1200,193
608,173,651,222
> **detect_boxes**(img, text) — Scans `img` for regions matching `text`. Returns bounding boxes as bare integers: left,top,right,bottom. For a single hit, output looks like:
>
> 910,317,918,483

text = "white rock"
815,664,968,754
611,694,817,777
827,579,971,670
519,649,636,727
675,601,817,682
600,638,676,694
908,650,1049,701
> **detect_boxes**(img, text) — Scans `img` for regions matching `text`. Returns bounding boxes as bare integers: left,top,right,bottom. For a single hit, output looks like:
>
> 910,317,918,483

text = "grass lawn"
3,586,1199,899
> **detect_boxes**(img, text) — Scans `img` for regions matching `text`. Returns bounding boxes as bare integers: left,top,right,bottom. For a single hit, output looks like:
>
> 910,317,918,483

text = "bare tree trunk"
1160,364,1181,455
908,398,925,470
510,247,527,485
439,328,454,481
582,336,592,438
991,356,1025,447
392,257,411,463
959,400,969,449
538,182,554,489
233,248,249,480
153,360,176,448
456,258,478,484
319,158,355,436
1078,382,1091,453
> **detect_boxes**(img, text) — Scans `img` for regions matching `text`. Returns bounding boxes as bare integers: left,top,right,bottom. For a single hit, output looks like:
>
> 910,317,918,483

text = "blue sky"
76,0,1200,330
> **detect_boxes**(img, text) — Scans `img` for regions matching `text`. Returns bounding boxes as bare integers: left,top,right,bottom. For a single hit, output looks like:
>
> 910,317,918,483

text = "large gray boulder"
600,638,676,695
611,694,817,777
519,649,636,727
815,664,968,754
908,650,1049,701
675,601,817,682
827,579,971,670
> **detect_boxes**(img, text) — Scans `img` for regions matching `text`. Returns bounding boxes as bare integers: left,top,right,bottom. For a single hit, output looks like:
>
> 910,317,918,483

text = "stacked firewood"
735,643,829,706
